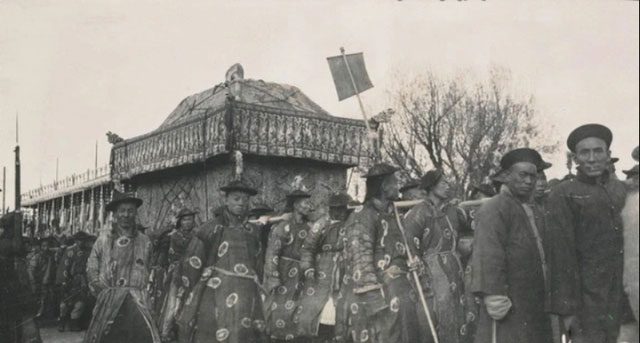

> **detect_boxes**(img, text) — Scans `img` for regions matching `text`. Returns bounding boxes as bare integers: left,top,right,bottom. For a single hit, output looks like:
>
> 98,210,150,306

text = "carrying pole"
392,203,440,343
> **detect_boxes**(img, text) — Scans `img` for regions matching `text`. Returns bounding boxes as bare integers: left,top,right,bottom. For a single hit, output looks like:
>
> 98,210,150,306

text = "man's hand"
263,277,281,294
484,295,512,321
407,256,424,274
562,315,579,336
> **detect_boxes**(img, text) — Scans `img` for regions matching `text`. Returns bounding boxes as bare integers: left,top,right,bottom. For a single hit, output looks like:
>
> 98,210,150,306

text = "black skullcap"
567,124,612,153
421,169,444,191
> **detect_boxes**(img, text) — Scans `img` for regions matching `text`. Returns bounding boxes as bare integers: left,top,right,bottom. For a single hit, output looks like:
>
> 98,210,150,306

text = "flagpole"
340,47,372,133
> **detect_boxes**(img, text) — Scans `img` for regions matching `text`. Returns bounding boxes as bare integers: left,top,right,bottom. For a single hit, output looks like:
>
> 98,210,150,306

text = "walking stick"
492,320,497,343
392,203,440,343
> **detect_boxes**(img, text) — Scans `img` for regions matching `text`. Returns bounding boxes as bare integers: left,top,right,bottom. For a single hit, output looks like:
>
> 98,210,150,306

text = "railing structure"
21,164,113,236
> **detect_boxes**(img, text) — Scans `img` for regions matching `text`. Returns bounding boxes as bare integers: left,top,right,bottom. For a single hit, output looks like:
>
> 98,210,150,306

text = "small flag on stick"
327,49,373,101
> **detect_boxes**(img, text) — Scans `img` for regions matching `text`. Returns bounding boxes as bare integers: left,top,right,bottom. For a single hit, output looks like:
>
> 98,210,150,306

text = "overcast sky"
1,0,638,207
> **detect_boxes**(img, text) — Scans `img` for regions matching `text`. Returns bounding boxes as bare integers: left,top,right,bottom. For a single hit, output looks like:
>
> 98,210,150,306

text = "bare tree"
383,67,558,198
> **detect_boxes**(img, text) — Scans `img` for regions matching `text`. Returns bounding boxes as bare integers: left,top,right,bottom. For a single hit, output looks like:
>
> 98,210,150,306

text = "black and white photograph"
1,1,638,342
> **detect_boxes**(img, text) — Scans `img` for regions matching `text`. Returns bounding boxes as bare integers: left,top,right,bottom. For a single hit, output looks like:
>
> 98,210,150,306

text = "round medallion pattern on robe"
390,296,400,312
67,250,74,257
306,287,315,296
285,334,295,340
182,276,190,288
414,237,420,249
285,300,295,310
241,317,252,328
276,319,286,329
353,269,362,281
270,302,278,310
466,311,476,322
318,271,327,279
360,329,369,342
460,324,467,335
272,256,279,265
117,278,126,287
288,267,298,278
116,237,130,247
225,293,238,308
189,256,202,269
201,267,213,279
443,228,452,240
350,303,359,314
322,244,332,252
207,277,222,289
450,281,457,292
395,241,406,255
284,233,295,245
216,328,229,341
254,320,265,331
298,230,307,239
377,259,387,270
277,286,288,295
234,263,249,275
218,241,229,257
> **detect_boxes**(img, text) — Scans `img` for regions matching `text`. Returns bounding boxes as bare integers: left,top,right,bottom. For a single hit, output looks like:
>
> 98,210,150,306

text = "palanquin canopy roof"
111,64,371,181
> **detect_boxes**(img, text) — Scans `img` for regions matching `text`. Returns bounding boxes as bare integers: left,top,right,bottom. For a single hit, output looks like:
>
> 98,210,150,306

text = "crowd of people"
1,122,639,343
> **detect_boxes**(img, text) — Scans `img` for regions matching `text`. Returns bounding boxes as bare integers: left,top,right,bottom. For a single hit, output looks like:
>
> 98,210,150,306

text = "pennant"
327,52,373,101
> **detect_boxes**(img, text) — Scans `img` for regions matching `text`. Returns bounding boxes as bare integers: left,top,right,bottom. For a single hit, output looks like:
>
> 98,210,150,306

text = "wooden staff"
391,202,440,343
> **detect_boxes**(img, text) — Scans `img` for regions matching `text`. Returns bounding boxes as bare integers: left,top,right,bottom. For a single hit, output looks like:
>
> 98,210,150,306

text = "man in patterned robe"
263,189,315,342
337,163,422,343
84,190,160,343
297,192,353,342
176,180,267,343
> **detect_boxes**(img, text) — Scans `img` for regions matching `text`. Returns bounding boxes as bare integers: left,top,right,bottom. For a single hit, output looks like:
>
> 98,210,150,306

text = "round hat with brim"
220,180,258,196
421,169,444,191
567,124,612,153
106,190,143,212
633,146,639,162
362,163,398,178
73,231,91,241
623,165,639,176
400,179,421,193
250,202,274,216
286,189,311,199
472,183,497,198
328,192,353,208
500,148,545,171
176,207,198,219
539,161,553,171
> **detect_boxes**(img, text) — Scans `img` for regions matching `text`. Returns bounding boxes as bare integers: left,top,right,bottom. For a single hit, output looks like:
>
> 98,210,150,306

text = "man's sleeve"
264,223,286,290
545,187,580,315
300,219,327,273
86,236,104,296
402,205,428,259
469,200,508,297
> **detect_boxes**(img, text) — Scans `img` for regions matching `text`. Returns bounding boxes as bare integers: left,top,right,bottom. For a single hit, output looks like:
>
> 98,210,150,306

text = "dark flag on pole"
327,51,373,101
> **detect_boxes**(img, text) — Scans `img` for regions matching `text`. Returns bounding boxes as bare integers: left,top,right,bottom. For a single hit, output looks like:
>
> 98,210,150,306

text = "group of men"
2,122,638,343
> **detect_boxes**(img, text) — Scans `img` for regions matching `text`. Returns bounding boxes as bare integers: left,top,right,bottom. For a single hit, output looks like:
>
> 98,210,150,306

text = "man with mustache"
546,124,628,343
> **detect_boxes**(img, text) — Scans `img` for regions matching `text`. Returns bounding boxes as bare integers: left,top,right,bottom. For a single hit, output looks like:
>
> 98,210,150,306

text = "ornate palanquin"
110,68,371,231
111,100,370,181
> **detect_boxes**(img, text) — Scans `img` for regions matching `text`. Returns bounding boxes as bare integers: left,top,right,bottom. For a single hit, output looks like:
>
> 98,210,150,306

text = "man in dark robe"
470,148,553,343
58,231,94,332
546,124,628,343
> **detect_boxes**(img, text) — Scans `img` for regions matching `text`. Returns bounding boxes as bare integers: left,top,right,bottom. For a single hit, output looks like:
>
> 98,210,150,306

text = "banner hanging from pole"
327,51,373,101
